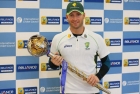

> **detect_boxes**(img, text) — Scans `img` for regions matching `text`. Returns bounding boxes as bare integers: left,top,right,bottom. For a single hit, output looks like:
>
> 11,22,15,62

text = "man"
49,1,110,94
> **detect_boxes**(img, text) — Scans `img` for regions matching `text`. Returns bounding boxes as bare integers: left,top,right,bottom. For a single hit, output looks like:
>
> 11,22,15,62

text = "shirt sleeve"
50,34,59,54
97,35,110,59
48,34,60,69
95,34,110,80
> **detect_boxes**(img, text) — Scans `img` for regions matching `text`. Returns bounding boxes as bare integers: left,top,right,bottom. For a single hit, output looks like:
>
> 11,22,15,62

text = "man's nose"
72,16,78,20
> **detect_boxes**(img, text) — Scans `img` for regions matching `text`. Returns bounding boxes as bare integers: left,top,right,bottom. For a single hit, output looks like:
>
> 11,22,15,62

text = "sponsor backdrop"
0,0,140,94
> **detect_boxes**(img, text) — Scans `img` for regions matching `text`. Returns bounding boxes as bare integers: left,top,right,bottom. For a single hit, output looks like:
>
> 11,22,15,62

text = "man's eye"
70,14,73,16
77,13,81,16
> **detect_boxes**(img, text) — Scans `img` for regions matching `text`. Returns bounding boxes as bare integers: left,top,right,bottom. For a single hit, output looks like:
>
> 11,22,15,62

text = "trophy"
27,35,111,94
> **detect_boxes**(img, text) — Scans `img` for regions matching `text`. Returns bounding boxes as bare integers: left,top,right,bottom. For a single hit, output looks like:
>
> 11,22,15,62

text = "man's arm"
96,55,110,80
48,58,59,70
48,34,62,70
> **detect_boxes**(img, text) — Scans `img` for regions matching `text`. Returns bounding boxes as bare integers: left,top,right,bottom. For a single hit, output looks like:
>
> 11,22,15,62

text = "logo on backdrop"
64,0,82,2
0,16,14,25
16,9,39,32
84,0,103,2
122,80,139,86
123,59,139,67
18,87,37,94
17,64,39,72
41,16,60,25
63,17,68,24
41,63,59,71
105,39,121,46
40,87,45,93
123,38,140,45
110,60,122,67
104,10,123,31
124,0,128,2
0,33,16,56
18,40,28,49
124,0,140,2
124,0,140,12
0,65,14,73
97,61,102,68
106,0,122,3
0,42,15,48
17,17,22,23
17,17,39,23
0,88,15,94
104,81,120,89
39,78,60,93
85,17,102,25
18,0,37,1
122,73,139,93
104,17,122,24
124,17,140,25
40,86,60,93
104,18,109,23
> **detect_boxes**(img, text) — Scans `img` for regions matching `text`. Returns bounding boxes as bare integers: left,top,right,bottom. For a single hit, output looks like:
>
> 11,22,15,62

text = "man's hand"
51,52,63,66
87,74,99,86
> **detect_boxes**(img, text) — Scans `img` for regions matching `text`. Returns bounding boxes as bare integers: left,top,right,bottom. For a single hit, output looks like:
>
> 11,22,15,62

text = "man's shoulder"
86,29,102,38
53,30,68,40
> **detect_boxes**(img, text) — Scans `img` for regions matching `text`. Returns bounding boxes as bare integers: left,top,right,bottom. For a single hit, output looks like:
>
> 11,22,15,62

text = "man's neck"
70,26,85,35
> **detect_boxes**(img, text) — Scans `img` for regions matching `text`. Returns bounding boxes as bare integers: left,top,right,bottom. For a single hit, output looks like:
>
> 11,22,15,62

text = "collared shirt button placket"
76,37,79,50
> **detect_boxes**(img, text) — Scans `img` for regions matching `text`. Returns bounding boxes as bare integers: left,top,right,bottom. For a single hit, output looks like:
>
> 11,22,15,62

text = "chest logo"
85,42,90,50
64,45,72,48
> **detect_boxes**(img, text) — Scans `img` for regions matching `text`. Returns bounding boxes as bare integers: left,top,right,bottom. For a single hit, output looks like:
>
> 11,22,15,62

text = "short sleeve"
50,34,59,54
97,35,110,59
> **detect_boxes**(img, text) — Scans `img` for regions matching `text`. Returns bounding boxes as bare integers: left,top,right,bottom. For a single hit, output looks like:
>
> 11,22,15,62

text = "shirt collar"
66,27,89,39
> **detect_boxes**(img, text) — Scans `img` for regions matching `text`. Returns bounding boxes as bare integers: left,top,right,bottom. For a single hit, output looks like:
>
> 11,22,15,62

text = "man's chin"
72,26,80,29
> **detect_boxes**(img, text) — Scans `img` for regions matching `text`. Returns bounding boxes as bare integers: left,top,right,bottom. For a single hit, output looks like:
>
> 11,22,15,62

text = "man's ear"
83,13,85,18
66,15,69,22
66,15,68,19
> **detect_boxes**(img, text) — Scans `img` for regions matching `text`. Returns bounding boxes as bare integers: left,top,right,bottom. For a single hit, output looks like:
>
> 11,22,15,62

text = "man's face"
66,11,85,29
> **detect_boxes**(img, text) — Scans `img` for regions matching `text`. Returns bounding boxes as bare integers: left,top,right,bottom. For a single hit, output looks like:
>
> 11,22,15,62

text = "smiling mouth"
73,22,78,24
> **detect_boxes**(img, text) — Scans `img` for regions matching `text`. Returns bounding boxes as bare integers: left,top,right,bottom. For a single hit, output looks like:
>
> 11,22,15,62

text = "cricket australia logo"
85,42,90,50
72,3,76,7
